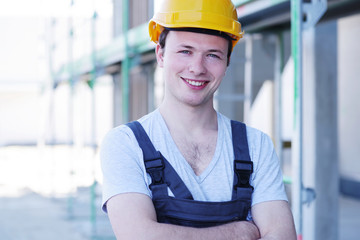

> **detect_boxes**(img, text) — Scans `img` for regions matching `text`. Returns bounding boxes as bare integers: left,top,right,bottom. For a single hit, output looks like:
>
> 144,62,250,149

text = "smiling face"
156,30,228,109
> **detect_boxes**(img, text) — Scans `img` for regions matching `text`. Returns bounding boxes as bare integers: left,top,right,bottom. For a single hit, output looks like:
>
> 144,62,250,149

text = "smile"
183,78,207,87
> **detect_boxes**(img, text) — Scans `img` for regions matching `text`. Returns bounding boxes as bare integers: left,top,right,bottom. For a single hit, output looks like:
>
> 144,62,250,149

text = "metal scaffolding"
46,0,360,239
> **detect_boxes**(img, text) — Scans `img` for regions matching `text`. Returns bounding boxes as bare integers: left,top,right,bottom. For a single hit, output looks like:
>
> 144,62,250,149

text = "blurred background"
0,0,359,239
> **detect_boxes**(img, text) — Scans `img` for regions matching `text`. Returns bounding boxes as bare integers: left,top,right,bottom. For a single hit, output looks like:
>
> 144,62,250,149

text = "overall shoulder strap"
231,120,254,200
126,121,193,200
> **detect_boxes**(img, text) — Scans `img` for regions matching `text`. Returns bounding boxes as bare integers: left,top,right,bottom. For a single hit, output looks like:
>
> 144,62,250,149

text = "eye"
207,53,222,60
178,50,191,55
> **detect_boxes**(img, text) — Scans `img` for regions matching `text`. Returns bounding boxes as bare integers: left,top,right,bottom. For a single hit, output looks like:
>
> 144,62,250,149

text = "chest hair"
173,133,217,176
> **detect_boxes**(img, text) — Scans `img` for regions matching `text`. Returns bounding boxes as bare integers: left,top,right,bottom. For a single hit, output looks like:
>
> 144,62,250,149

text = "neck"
158,100,218,135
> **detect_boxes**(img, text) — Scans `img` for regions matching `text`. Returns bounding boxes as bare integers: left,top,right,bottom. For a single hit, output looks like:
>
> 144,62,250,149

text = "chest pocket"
126,120,253,228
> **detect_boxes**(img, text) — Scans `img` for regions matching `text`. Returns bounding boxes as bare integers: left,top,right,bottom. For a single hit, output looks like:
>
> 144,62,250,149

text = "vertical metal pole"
45,18,58,197
90,83,97,237
291,0,303,239
47,18,57,146
244,35,252,123
89,3,97,237
122,0,130,123
67,1,75,219
274,32,284,163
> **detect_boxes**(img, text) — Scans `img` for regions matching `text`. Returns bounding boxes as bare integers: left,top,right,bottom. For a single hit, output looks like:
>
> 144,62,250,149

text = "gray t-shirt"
100,109,287,219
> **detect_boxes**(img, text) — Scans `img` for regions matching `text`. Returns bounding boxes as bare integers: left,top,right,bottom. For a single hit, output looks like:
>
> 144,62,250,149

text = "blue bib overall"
126,120,253,228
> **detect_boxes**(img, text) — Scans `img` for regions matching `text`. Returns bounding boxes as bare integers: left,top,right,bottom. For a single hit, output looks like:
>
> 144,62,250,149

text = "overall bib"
126,120,253,228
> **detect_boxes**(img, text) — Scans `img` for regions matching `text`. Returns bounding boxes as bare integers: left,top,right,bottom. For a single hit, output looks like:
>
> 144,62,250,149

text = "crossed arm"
106,192,296,240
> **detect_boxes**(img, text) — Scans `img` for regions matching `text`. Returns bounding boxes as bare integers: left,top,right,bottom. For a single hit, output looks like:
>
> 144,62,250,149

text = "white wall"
0,16,47,145
338,13,360,180
0,85,43,145
248,80,274,139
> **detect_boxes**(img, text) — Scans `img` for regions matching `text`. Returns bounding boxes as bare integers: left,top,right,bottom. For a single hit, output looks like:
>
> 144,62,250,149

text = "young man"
101,0,296,239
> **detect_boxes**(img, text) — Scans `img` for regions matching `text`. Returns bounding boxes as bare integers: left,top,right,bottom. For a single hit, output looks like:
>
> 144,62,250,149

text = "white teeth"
185,79,205,86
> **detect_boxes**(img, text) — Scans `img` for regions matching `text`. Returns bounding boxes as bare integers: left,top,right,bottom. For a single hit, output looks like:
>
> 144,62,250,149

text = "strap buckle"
234,160,253,189
145,154,165,186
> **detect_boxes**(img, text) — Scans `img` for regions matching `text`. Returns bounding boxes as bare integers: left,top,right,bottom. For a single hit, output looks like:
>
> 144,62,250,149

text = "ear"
156,44,164,67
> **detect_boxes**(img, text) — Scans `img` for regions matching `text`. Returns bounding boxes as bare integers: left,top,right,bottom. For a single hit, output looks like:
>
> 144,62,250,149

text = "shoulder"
245,125,272,146
218,113,276,165
101,124,135,151
245,125,275,160
100,124,139,171
101,110,159,147
217,113,271,148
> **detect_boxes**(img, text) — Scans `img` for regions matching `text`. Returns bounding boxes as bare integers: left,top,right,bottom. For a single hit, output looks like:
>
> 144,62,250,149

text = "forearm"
257,231,295,240
108,193,260,240
198,221,260,240
257,229,297,240
252,201,297,240
256,224,296,240
129,220,260,240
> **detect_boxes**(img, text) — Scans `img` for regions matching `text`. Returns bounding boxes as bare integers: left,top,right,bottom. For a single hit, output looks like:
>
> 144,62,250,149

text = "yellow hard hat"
149,0,244,50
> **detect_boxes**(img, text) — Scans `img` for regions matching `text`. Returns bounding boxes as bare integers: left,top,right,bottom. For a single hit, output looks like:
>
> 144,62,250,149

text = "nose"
188,54,207,75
